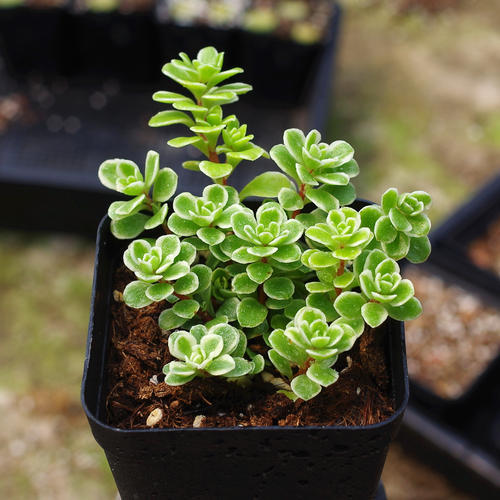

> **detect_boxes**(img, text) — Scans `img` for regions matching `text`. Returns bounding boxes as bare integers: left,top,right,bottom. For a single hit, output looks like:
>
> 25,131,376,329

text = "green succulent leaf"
239,172,295,200
291,374,321,401
263,277,295,300
237,298,268,328
334,292,366,319
123,281,153,308
361,302,388,328
110,214,149,240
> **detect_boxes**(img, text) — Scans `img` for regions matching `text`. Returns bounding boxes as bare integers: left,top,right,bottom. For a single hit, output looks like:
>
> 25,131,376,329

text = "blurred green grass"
1,1,499,497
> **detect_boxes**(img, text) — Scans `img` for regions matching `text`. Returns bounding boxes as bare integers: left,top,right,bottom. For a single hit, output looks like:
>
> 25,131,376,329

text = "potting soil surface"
105,266,395,429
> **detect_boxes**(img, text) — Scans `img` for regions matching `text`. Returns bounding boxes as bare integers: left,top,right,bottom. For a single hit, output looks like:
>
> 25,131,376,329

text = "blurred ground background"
0,0,498,498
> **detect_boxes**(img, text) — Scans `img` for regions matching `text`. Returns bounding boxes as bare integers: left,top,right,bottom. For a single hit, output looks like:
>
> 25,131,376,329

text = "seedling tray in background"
0,8,340,237
399,228,500,498
429,174,500,297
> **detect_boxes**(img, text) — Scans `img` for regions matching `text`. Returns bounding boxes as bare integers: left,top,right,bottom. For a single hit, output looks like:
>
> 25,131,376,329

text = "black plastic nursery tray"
429,174,500,297
0,3,341,107
0,15,339,237
399,241,500,498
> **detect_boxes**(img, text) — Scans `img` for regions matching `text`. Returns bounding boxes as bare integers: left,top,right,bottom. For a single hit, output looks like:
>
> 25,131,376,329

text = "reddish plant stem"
291,183,306,219
334,260,345,297
258,284,266,305
296,358,313,377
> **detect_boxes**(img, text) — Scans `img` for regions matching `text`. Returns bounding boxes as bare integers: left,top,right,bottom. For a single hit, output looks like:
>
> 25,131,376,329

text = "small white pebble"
356,387,361,395
193,415,206,428
146,408,163,427
149,375,158,385
239,413,244,418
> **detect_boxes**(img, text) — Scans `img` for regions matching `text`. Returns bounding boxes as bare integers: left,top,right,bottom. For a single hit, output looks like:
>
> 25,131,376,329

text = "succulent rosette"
122,235,198,308
305,207,373,260
334,249,422,328
218,201,304,279
360,188,432,262
98,150,178,239
163,323,264,385
268,307,363,400
168,184,244,245
270,129,359,210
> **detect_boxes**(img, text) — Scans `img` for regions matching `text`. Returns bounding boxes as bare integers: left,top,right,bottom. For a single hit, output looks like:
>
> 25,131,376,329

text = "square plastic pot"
0,4,68,79
82,206,409,500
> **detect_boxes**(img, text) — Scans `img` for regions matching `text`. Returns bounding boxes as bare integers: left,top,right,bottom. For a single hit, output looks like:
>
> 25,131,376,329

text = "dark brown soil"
468,217,500,278
105,265,395,429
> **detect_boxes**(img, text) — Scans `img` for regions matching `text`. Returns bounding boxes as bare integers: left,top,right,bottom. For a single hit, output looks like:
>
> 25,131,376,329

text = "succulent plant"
360,188,432,262
149,46,266,183
306,207,373,260
163,323,264,385
268,307,363,400
168,184,244,245
334,249,422,328
99,150,177,239
219,201,303,272
99,46,432,403
271,129,359,212
121,235,199,308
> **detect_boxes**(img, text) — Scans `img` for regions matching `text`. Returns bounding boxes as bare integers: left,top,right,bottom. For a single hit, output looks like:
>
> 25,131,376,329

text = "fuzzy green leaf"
232,273,259,294
145,282,174,302
173,299,200,319
123,281,153,308
386,297,423,321
263,277,295,300
144,204,169,230
291,374,321,401
239,172,295,201
153,168,178,202
199,161,233,180
247,262,274,284
407,236,431,264
361,302,388,328
173,272,199,295
278,187,304,211
237,298,267,328
110,214,149,240
158,309,187,331
306,363,339,387
334,292,366,319
268,349,293,378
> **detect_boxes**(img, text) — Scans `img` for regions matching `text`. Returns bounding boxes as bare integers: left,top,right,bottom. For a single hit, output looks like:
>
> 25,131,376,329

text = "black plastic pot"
0,4,68,79
82,206,409,499
68,6,158,84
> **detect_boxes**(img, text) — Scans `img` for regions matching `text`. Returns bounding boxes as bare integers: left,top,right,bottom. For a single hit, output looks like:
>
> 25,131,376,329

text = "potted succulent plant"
82,46,433,499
